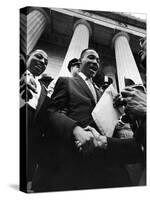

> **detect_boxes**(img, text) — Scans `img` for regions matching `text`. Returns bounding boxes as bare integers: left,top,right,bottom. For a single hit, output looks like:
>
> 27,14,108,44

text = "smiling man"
49,48,102,146
27,49,48,77
20,49,49,192
20,49,48,109
79,48,100,78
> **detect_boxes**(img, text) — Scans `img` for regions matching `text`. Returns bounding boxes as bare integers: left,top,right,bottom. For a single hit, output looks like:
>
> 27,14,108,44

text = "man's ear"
70,66,73,72
79,58,82,63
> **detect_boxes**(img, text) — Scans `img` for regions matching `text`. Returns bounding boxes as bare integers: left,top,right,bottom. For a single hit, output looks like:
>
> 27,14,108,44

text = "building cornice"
51,8,146,38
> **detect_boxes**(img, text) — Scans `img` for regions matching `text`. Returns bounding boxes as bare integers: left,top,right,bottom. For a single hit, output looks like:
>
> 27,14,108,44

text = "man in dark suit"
20,49,50,192
33,48,134,192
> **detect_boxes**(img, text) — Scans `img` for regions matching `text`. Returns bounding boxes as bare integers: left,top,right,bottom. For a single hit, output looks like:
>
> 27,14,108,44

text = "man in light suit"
32,48,133,192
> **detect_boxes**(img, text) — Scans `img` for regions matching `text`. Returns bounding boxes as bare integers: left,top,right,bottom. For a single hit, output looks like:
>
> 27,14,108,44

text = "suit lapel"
34,83,47,121
75,75,96,103
93,82,102,101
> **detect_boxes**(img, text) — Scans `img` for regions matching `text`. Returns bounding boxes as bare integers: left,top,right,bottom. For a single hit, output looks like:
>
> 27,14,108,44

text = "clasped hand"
73,126,107,155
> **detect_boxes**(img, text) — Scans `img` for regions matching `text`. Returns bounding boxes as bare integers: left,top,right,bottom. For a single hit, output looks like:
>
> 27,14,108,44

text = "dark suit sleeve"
47,77,77,143
51,77,69,109
106,137,145,164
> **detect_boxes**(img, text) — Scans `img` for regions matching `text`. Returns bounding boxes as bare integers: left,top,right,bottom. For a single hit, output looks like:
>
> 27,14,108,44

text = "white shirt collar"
78,72,92,82
78,72,86,81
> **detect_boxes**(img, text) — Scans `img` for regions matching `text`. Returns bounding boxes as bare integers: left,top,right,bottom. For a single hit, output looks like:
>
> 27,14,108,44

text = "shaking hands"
73,125,107,155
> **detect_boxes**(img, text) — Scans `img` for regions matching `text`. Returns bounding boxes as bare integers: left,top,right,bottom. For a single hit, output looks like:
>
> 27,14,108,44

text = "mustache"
88,62,98,71
28,60,46,76
35,60,45,67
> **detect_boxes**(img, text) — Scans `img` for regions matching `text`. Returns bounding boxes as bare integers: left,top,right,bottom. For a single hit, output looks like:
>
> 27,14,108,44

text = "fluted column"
58,19,92,77
112,32,143,91
20,12,27,55
20,9,49,55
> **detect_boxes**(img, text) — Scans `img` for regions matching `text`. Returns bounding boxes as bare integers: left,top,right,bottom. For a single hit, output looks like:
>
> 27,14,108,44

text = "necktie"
86,78,97,103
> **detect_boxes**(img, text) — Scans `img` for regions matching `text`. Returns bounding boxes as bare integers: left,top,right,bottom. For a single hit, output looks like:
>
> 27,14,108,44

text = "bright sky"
126,13,146,21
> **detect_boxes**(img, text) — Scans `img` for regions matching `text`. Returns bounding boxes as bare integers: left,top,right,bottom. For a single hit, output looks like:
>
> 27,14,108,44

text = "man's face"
80,49,100,78
27,50,48,76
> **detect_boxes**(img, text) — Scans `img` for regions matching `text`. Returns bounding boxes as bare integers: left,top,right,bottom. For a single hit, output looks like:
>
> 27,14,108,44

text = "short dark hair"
67,58,80,72
80,48,98,59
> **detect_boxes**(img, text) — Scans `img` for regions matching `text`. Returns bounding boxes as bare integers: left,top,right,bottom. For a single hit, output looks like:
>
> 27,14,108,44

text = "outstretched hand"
85,126,107,149
73,126,95,154
74,126,108,155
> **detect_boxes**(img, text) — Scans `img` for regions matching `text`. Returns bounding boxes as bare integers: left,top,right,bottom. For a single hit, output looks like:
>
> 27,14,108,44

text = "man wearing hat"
67,58,81,77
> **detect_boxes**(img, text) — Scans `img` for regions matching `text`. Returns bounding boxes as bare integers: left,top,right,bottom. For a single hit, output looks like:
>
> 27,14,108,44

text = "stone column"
58,19,92,77
112,33,144,186
20,9,49,55
20,12,27,55
112,32,143,91
103,65,117,90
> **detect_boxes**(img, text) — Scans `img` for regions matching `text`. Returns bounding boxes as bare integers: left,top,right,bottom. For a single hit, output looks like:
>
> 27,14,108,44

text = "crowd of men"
20,37,146,193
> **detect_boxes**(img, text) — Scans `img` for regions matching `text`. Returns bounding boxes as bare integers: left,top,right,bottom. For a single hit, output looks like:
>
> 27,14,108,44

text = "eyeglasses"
35,54,48,65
